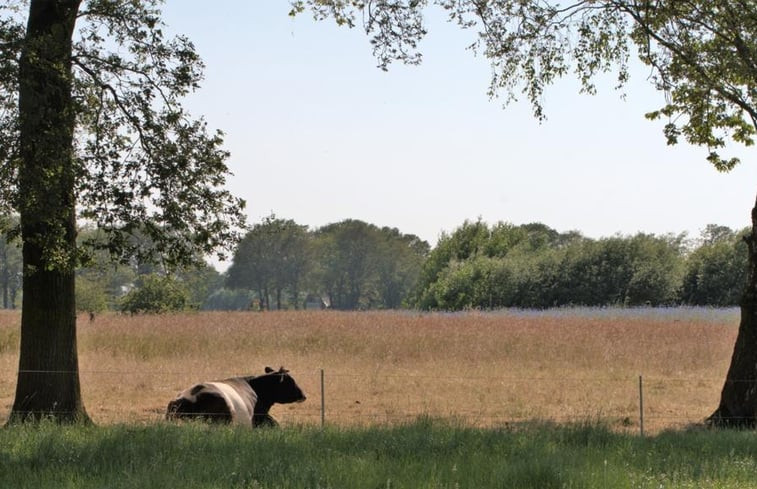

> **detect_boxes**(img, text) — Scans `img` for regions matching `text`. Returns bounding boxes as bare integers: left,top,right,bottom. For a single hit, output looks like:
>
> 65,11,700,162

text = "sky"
159,2,756,256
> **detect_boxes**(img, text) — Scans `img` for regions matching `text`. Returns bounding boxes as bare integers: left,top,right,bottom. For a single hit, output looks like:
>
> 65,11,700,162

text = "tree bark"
708,194,757,427
8,0,88,423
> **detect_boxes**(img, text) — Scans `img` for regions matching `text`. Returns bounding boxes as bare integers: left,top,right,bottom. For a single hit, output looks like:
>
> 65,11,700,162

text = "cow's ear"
265,367,274,373
278,367,289,374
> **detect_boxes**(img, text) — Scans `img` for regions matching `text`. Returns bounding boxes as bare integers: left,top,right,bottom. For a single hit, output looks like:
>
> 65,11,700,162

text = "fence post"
320,368,325,428
638,374,644,437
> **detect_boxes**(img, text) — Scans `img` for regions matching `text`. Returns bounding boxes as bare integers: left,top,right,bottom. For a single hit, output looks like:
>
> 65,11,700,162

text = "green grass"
2,419,757,488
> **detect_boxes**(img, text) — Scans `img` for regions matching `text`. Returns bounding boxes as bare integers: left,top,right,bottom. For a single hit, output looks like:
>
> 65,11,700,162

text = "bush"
120,274,191,314
75,277,108,314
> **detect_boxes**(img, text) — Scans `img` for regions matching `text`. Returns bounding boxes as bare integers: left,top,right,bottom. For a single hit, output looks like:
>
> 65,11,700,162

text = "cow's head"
264,366,306,404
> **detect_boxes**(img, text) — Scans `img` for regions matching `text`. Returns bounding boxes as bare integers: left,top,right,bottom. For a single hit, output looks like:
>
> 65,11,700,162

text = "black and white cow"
166,367,306,427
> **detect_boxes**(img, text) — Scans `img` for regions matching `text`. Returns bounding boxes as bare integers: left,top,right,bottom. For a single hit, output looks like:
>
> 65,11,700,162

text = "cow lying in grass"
166,367,306,427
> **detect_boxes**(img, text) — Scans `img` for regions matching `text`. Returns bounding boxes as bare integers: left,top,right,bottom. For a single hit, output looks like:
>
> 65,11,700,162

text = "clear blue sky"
160,2,756,252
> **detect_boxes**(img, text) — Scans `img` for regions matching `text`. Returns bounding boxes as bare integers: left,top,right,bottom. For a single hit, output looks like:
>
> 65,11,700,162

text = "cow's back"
206,379,257,426
167,378,258,426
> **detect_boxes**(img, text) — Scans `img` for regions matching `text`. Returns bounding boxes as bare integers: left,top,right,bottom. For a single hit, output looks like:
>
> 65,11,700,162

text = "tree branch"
618,2,757,126
71,56,153,159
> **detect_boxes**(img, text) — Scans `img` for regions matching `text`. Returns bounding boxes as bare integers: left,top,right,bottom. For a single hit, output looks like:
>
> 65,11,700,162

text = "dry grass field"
0,309,739,433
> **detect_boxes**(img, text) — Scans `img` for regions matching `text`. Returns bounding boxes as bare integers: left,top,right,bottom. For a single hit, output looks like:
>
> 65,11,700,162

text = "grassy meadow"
0,308,740,431
2,308,755,488
3,418,757,488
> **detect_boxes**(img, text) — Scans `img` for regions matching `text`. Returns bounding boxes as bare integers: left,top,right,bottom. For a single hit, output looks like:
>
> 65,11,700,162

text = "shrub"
120,274,191,314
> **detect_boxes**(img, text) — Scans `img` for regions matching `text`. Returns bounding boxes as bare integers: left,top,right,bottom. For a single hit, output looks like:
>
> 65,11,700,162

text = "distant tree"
227,215,311,310
681,228,748,306
568,234,684,306
294,0,757,426
314,220,378,310
422,258,480,310
413,219,495,308
227,223,272,309
311,219,427,309
482,222,528,258
372,226,429,308
510,248,564,308
120,274,191,314
415,220,691,310
623,234,685,306
700,224,737,247
176,264,223,310
519,223,563,251
414,221,575,309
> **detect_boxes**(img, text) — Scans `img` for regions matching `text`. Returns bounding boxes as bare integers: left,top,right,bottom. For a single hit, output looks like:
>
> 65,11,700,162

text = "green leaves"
0,0,245,272
119,273,191,314
293,0,756,169
412,220,697,310
226,217,429,310
69,2,245,267
226,215,312,310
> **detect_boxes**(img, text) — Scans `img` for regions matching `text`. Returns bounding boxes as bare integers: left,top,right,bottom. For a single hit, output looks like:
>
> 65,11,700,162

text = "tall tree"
373,226,429,308
227,215,311,310
311,219,428,309
681,226,747,306
314,219,377,310
294,0,756,425
1,1,245,422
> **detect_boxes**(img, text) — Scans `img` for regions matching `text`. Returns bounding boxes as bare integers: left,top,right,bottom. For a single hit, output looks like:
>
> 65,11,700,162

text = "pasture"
3,419,757,488
0,308,739,431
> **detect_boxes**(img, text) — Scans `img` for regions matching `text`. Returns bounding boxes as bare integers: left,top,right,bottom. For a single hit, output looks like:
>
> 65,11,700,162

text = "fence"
304,371,715,435
1,368,725,435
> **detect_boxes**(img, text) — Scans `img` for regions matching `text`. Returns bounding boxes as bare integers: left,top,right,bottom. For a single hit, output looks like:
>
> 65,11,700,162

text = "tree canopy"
0,0,246,269
292,0,755,169
227,217,429,310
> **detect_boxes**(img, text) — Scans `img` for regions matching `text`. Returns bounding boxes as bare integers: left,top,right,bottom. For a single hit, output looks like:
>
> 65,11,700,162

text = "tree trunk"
708,194,757,427
8,0,88,423
292,281,300,310
10,281,17,310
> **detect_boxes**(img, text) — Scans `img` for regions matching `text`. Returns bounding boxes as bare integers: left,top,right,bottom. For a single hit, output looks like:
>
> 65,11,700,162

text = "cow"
165,366,306,427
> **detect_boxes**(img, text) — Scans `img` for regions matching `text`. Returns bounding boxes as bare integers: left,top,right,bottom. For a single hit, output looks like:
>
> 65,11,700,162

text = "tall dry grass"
0,309,738,432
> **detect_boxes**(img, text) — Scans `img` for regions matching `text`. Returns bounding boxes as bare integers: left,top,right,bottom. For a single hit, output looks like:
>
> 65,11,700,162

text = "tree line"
415,220,746,310
223,216,429,310
0,215,746,313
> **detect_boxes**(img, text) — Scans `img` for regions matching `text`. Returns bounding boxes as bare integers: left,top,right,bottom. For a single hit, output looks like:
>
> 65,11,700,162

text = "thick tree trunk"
708,194,757,427
8,0,88,423
11,256,86,422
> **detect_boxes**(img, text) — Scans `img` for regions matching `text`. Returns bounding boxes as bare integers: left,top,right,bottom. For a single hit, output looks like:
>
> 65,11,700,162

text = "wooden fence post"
639,374,644,437
321,368,325,428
